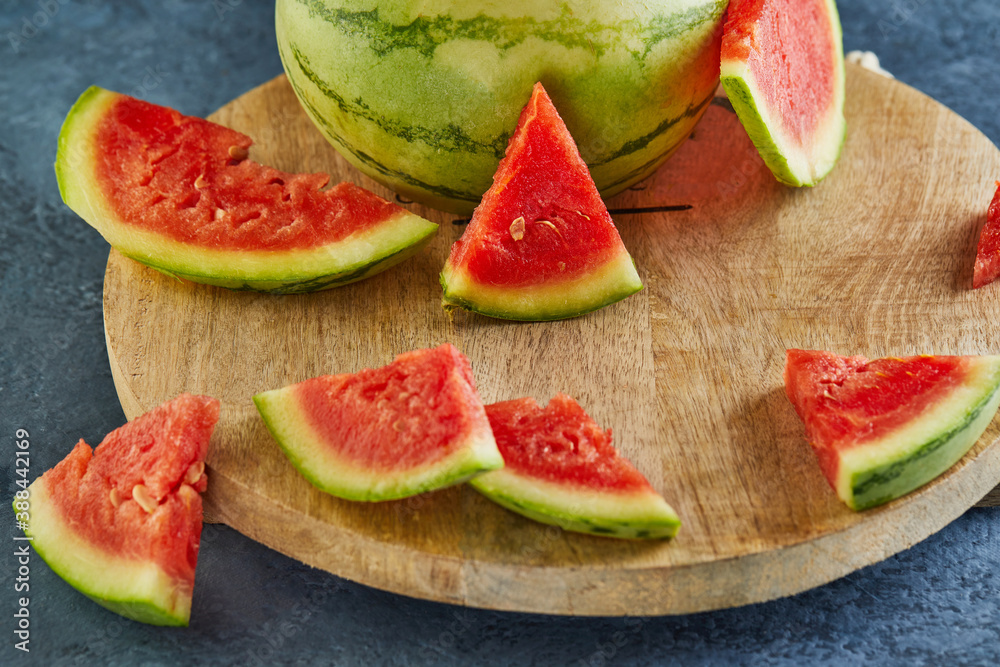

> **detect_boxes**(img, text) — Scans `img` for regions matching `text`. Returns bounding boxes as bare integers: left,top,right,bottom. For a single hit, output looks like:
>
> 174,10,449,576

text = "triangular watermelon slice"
253,344,503,501
720,0,846,187
973,181,1000,289
56,86,438,294
470,394,680,539
18,394,219,626
439,82,643,321
784,350,1000,510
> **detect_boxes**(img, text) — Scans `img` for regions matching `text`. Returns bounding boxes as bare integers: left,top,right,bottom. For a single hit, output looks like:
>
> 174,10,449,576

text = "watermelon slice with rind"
784,350,1000,510
720,0,847,187
440,82,642,321
253,344,503,501
973,181,1000,289
470,394,680,539
18,394,219,626
56,86,437,294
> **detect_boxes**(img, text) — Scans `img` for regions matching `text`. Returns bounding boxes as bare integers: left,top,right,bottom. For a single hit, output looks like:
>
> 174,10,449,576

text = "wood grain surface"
103,64,1000,616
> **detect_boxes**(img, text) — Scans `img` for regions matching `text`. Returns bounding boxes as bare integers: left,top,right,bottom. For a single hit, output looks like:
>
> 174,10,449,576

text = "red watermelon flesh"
96,94,394,251
784,350,1000,510
486,394,652,493
723,0,836,146
253,343,503,501
720,0,845,186
22,394,219,625
469,394,680,539
972,181,1000,288
440,82,642,321
57,87,437,293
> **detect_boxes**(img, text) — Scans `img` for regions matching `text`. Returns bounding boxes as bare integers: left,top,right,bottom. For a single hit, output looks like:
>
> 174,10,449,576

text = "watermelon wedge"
439,82,643,321
56,86,438,294
253,344,503,501
470,394,680,539
784,350,1000,510
720,0,846,187
17,394,219,626
973,181,1000,289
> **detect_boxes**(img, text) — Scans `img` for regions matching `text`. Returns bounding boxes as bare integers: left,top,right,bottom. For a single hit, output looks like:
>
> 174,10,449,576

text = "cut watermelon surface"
784,350,1000,510
720,0,846,187
470,394,680,539
440,82,642,321
253,344,503,501
973,182,1000,289
56,86,437,293
19,394,219,626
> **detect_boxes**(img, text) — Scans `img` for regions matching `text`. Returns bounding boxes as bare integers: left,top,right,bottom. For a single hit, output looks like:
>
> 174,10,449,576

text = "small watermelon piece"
253,344,503,501
973,181,1000,289
439,82,643,321
56,86,438,294
784,350,1000,510
470,394,680,539
720,0,847,187
18,394,219,626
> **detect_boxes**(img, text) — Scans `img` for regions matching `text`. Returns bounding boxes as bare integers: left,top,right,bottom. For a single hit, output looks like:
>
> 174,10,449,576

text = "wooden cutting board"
103,63,1000,616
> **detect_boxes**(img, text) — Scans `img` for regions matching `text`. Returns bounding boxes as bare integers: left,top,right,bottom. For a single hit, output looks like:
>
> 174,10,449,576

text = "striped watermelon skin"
276,0,728,213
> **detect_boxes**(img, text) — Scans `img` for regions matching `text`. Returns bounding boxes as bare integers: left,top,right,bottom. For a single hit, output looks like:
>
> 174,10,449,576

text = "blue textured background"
2,1,999,664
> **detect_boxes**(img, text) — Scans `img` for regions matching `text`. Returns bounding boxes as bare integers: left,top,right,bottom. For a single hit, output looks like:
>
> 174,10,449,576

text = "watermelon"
720,0,846,187
56,86,438,294
973,181,1000,289
784,350,1000,511
17,394,219,626
253,344,502,501
276,0,728,213
470,394,681,539
439,83,642,321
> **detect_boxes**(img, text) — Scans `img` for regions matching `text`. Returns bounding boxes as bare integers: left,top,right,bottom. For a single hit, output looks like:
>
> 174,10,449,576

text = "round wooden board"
104,64,1000,616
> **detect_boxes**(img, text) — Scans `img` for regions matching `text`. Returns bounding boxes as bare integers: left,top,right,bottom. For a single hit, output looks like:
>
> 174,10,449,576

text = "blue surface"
2,1,1000,664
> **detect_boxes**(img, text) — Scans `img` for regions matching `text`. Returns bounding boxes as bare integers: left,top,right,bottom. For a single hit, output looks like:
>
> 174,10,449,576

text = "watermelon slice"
470,394,681,539
253,344,503,501
973,181,1000,289
720,0,846,187
56,86,438,294
17,394,219,626
439,82,643,321
784,350,1000,510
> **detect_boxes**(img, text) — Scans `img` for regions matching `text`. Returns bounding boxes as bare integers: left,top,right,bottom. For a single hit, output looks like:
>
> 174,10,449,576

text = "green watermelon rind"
252,387,504,502
55,86,439,294
17,478,191,626
836,357,1000,511
470,468,681,540
276,0,729,213
439,250,643,321
719,0,846,188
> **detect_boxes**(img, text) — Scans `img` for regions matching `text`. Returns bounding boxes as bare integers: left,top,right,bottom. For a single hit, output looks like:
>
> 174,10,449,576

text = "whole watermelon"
276,0,728,213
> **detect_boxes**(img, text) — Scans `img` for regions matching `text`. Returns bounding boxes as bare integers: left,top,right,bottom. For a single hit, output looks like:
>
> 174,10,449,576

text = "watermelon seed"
509,216,526,241
132,484,157,514
194,174,209,189
392,419,406,432
184,461,205,485
228,145,249,161
535,220,560,235
576,211,591,220
109,487,122,508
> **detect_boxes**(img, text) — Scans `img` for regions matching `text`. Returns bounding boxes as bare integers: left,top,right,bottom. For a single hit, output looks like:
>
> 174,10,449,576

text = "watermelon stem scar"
56,86,438,294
